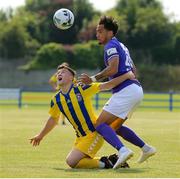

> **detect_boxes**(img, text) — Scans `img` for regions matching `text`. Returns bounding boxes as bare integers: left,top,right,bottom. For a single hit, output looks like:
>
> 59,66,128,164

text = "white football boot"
138,144,156,163
113,147,134,169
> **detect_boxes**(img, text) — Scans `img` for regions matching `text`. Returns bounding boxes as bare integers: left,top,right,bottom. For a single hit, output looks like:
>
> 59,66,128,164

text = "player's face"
96,24,110,45
57,68,73,85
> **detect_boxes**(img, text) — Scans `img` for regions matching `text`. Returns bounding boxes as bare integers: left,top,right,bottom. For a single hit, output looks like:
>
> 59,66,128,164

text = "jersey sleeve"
82,82,101,97
48,98,60,123
105,42,119,63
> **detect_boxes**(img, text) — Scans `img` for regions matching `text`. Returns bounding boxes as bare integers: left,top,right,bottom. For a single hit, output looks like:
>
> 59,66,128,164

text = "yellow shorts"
74,132,104,158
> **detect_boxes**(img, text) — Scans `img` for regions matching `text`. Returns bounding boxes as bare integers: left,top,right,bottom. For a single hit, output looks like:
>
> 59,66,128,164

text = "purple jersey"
104,37,140,93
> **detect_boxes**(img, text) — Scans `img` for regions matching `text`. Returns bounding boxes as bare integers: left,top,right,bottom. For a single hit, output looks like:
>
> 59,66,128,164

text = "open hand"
29,134,43,147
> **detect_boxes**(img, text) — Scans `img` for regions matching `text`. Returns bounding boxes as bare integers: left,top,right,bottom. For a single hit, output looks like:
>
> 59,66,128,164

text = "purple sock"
116,125,145,148
96,123,124,150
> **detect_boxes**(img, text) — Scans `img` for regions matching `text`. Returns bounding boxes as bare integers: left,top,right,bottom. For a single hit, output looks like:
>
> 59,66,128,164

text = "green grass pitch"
0,106,180,178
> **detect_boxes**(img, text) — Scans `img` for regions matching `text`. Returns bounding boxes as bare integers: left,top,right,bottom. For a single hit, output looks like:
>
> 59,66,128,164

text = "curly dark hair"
98,16,118,35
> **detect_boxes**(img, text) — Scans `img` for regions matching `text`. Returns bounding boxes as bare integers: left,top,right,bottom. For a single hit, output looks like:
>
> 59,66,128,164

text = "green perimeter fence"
0,88,180,111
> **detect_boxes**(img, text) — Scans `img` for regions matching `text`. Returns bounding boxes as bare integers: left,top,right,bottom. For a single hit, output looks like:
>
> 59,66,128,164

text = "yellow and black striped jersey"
49,83,101,137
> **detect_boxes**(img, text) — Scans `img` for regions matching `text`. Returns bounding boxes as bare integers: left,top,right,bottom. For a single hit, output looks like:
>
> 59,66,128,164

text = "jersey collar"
60,83,74,97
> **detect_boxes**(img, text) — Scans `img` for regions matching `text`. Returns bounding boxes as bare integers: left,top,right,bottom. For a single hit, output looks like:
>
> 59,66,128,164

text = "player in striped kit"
30,64,134,169
49,62,72,125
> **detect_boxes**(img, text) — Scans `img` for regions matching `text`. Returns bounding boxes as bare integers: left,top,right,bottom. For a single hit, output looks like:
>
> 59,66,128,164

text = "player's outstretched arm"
49,73,58,91
30,116,57,146
99,71,135,91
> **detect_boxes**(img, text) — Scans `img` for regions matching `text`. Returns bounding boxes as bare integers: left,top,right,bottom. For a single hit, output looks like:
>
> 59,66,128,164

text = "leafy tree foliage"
138,64,180,91
113,0,178,65
23,0,97,44
0,0,179,91
174,35,180,63
0,0,179,66
0,21,29,59
28,42,67,69
0,9,7,22
73,40,103,69
0,8,13,22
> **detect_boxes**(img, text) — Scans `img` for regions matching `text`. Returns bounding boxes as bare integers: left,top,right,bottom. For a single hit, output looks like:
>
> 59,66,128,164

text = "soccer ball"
53,8,74,30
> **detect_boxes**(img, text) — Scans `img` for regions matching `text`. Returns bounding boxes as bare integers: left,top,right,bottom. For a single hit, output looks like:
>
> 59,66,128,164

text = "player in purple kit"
80,16,156,169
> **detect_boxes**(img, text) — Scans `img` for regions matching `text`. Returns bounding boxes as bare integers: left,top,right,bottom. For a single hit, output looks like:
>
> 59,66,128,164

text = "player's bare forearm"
39,117,57,137
30,116,57,146
99,71,135,91
95,58,119,81
79,69,110,85
79,57,119,84
94,66,114,81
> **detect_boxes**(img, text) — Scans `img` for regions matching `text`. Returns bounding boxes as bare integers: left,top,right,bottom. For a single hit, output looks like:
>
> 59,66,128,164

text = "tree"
0,8,13,22
0,9,7,22
28,42,67,69
114,0,176,65
73,40,103,69
131,8,173,48
0,21,29,59
73,0,96,31
14,7,41,43
174,35,180,63
23,0,98,44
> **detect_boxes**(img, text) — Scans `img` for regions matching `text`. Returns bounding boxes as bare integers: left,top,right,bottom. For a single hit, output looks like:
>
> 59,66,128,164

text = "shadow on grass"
113,168,149,173
53,167,148,174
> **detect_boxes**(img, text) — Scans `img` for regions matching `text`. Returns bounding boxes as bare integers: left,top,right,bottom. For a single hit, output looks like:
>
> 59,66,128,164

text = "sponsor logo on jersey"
107,48,117,56
76,93,83,102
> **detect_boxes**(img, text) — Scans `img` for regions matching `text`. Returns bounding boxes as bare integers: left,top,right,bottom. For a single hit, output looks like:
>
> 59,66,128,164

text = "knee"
66,156,78,168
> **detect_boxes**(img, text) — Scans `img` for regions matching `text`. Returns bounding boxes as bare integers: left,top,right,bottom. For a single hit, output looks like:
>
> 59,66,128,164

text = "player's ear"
109,30,113,37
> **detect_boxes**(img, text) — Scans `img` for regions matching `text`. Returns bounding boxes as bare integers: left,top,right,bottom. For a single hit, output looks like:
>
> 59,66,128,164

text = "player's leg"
95,112,133,169
110,117,144,149
66,148,86,168
110,115,156,163
94,95,136,168
66,132,113,169
117,125,156,163
66,149,107,168
95,110,126,151
74,153,113,169
95,84,144,168
66,148,126,169
111,120,145,148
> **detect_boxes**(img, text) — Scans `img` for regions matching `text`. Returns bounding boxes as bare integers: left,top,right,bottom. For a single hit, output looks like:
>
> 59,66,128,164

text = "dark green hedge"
25,41,180,92
138,65,180,92
28,42,67,70
72,41,103,69
27,40,103,70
